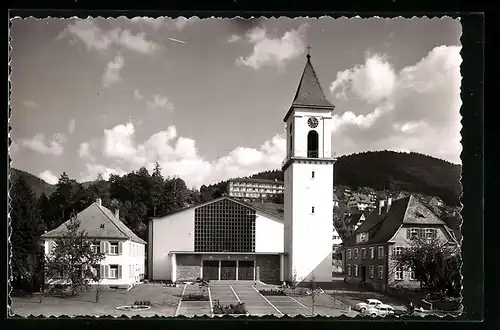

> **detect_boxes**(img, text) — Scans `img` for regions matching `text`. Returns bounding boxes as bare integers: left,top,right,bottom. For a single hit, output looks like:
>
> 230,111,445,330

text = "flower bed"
181,293,210,301
259,289,287,296
116,305,151,311
213,300,247,315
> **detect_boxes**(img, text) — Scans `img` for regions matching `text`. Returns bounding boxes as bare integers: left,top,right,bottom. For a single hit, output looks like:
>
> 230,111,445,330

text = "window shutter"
118,242,123,255
433,229,437,238
106,241,110,253
48,241,54,254
100,264,105,279
99,241,105,253
406,228,410,239
118,265,122,279
105,265,110,279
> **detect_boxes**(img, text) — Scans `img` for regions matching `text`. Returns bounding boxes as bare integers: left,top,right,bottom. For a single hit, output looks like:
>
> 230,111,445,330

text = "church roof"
284,54,335,122
41,201,146,244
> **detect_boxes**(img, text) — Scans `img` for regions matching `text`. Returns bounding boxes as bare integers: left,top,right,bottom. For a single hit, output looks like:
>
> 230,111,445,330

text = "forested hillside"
10,168,55,197
248,151,461,206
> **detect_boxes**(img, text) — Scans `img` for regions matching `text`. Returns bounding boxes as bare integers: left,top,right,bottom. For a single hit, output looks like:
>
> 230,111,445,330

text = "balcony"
281,150,337,168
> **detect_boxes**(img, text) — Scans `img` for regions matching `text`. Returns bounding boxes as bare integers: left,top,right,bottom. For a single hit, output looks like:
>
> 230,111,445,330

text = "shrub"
134,300,151,306
212,300,247,315
182,293,209,301
259,289,286,296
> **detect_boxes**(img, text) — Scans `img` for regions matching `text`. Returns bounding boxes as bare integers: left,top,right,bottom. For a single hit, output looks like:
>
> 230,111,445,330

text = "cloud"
68,119,76,134
102,55,124,87
236,24,308,70
19,133,66,155
134,89,144,100
84,122,286,188
60,19,159,54
330,53,396,104
329,45,462,164
79,163,127,182
39,170,59,185
22,100,38,108
78,142,95,161
228,34,241,43
146,94,174,111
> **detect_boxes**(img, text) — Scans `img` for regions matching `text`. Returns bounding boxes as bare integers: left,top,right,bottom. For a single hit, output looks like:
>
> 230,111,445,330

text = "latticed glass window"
194,199,256,252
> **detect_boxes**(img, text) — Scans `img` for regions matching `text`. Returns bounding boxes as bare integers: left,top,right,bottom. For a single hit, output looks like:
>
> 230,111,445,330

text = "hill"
10,168,55,197
250,151,461,206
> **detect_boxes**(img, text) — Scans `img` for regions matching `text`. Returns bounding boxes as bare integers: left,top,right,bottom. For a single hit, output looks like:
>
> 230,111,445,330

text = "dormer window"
356,232,369,243
100,224,105,229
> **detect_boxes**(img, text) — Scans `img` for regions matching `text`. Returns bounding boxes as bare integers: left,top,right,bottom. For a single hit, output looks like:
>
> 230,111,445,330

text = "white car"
364,304,395,317
354,298,383,312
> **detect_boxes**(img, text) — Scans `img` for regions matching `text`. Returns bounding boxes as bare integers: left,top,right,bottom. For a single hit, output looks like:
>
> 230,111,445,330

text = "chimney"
378,200,385,215
96,198,102,206
386,197,393,212
115,208,119,219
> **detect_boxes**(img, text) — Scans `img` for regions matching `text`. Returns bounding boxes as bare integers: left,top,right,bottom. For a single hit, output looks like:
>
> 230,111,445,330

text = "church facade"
148,53,336,285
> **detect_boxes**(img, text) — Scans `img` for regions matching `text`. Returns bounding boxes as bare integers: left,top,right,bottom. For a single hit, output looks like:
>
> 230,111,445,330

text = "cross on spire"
306,45,312,59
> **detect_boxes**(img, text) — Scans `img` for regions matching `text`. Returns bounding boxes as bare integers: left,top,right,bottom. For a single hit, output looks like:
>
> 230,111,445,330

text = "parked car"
364,304,395,317
354,298,383,312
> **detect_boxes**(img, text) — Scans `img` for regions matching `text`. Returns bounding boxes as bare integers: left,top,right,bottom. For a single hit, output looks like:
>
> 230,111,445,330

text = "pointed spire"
291,52,334,108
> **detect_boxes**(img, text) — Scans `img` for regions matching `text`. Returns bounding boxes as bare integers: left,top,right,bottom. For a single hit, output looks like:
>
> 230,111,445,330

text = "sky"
9,17,462,189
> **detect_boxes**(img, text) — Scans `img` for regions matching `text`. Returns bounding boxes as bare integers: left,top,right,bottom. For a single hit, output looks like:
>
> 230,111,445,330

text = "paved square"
174,283,347,317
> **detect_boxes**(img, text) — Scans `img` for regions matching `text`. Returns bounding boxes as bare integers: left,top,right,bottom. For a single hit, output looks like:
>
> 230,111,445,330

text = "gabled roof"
41,202,146,244
283,54,335,122
348,192,372,204
151,196,285,221
344,195,450,246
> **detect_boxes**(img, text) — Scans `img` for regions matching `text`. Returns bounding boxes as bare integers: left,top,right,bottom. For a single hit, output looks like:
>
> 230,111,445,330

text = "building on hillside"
394,191,410,200
227,178,284,201
342,195,458,292
41,199,146,288
149,196,286,283
345,211,367,232
347,192,373,211
332,193,340,208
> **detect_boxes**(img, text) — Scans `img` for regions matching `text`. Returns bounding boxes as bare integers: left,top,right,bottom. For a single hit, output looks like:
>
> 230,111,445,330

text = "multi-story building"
41,198,146,289
227,178,284,201
342,195,458,292
346,192,374,211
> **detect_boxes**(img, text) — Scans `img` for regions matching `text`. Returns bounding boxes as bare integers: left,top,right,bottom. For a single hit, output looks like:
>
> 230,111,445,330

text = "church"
148,52,336,284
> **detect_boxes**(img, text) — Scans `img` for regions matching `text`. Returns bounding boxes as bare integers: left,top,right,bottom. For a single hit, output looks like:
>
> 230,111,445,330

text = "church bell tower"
282,51,336,284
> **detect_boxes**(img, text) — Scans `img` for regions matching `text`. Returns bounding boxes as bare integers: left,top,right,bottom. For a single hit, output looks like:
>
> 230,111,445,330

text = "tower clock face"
308,117,319,128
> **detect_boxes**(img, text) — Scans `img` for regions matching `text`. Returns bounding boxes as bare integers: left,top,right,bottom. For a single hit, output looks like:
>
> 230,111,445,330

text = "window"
361,248,366,259
311,206,315,214
347,264,352,276
395,267,403,280
91,244,99,253
369,265,374,279
378,266,384,280
307,130,319,158
408,268,416,280
311,171,315,179
354,264,359,277
109,265,119,279
354,248,359,259
109,242,119,255
425,228,437,239
347,249,352,259
407,228,419,239
370,247,375,259
394,246,403,256
378,246,384,259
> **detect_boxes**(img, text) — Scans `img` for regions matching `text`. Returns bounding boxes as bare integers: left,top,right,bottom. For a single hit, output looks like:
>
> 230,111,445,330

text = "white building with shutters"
41,198,146,288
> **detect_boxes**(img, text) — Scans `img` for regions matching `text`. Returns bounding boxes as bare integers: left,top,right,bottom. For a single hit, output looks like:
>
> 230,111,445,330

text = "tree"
308,273,319,316
10,176,46,292
393,237,461,298
44,214,105,296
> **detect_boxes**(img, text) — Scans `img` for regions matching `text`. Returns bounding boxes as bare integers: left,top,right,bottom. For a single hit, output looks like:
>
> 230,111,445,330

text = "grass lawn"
10,284,183,317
